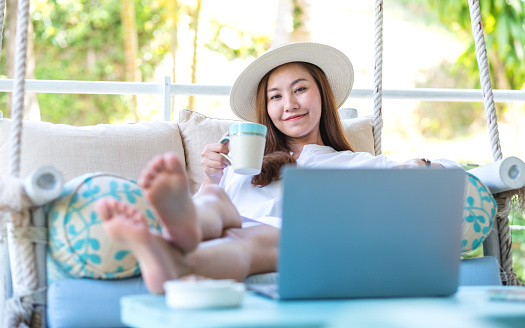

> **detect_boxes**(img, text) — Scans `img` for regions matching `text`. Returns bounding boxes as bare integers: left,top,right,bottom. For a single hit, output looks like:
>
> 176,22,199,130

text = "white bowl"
164,279,245,309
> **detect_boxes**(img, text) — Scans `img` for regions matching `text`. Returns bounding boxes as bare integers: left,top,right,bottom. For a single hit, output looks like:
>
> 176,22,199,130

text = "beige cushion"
341,116,375,156
178,109,375,193
178,109,241,194
0,119,185,182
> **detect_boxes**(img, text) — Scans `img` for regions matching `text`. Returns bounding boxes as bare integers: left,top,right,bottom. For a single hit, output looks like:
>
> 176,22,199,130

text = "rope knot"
0,175,32,231
5,295,32,328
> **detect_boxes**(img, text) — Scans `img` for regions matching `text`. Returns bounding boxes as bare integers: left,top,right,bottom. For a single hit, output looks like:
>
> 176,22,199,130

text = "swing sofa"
0,108,503,328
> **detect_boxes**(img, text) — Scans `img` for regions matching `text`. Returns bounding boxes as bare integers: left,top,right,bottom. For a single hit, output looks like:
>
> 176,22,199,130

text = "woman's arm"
393,158,441,169
392,158,463,169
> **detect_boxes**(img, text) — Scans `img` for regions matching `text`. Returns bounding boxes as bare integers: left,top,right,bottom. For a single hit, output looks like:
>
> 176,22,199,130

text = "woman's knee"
194,185,226,210
196,185,232,208
199,184,226,197
224,225,279,264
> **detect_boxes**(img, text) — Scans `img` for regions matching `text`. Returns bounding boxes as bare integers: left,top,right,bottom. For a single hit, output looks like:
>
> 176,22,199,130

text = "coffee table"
121,286,525,328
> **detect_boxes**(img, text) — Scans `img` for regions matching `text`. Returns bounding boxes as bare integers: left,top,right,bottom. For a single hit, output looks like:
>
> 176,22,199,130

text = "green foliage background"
36,0,172,124
511,208,525,281
2,0,173,124
397,0,525,141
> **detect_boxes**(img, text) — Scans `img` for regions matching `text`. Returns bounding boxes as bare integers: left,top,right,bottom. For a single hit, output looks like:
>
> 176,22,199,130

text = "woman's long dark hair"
251,62,354,187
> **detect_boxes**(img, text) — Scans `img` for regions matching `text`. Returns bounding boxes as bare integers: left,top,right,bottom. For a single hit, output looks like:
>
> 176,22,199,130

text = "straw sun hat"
229,42,354,122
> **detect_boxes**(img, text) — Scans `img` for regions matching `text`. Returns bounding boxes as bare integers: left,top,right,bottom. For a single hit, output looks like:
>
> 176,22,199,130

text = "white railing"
1,76,525,121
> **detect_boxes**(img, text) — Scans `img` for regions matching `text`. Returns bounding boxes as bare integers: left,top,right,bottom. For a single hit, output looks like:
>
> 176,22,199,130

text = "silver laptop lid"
278,168,465,300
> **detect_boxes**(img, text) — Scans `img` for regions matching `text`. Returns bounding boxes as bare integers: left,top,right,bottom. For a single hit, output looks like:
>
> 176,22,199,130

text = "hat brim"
230,42,354,122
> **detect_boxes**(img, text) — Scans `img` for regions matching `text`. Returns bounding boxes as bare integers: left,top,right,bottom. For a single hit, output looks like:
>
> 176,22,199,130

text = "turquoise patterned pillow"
461,172,497,254
47,173,162,283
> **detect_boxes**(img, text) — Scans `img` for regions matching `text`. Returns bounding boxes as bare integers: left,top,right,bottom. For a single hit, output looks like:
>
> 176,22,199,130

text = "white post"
163,76,171,121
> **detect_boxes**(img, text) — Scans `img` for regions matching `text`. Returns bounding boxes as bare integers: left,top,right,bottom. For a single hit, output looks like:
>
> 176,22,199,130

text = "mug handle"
218,136,233,164
219,136,230,144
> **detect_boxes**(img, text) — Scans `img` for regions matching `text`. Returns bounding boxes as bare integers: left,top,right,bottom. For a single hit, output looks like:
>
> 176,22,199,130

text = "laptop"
248,167,466,300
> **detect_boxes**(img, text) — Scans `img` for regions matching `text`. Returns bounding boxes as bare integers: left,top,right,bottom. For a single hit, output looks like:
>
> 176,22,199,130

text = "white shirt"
219,145,460,229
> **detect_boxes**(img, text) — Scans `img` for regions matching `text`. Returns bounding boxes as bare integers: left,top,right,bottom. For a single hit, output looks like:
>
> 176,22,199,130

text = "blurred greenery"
431,0,525,91
398,0,525,90
461,243,484,260
510,201,525,283
415,63,488,140
31,0,170,124
1,0,175,124
396,0,525,140
205,22,270,61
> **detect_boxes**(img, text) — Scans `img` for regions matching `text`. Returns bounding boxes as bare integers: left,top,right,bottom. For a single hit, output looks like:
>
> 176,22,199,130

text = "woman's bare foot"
139,152,201,253
96,199,191,294
96,198,150,244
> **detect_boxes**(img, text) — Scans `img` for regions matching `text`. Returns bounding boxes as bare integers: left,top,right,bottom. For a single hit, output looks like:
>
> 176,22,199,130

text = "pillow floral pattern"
47,173,161,283
462,172,497,254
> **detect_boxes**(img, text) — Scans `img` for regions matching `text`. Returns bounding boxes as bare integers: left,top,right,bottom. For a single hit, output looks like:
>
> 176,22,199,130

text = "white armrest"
338,108,358,119
468,157,525,194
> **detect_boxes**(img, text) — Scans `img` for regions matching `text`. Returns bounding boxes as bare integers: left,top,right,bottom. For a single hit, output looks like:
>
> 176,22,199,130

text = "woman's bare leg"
139,152,242,252
193,184,243,240
186,224,279,281
98,199,278,293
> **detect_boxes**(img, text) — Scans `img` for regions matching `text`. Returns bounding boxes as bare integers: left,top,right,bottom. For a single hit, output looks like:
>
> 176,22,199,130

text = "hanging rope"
468,0,502,163
493,192,521,285
373,0,384,156
11,0,31,236
2,0,43,325
10,0,30,178
467,0,523,286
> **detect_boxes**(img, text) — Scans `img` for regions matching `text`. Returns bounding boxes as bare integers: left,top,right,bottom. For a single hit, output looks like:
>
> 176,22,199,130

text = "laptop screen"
277,167,465,300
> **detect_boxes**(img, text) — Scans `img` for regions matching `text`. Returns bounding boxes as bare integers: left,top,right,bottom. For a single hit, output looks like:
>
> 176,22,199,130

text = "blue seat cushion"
459,256,501,286
47,257,501,327
47,276,148,328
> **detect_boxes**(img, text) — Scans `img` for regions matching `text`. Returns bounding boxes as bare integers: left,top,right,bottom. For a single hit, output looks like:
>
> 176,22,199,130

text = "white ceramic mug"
219,122,267,175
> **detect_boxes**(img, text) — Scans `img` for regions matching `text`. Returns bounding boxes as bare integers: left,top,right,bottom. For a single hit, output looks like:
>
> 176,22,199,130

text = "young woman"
97,42,459,294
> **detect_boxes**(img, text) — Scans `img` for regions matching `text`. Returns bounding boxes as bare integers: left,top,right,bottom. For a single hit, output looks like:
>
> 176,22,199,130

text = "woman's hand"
201,134,231,186
393,158,443,169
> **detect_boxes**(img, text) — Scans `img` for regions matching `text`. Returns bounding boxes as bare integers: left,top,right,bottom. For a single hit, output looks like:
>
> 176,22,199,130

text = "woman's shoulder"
301,144,338,155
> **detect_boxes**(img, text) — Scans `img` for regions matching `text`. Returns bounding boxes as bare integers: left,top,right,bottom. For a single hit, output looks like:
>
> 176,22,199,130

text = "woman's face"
266,63,323,144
